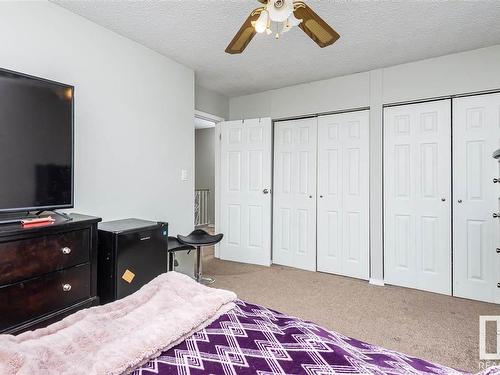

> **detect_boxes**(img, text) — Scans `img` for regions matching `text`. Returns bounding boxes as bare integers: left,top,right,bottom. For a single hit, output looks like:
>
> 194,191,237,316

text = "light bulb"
255,11,268,33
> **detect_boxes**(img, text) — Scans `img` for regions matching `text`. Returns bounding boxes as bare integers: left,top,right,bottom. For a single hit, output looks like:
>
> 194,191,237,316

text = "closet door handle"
263,189,270,194
493,213,500,218
493,178,500,183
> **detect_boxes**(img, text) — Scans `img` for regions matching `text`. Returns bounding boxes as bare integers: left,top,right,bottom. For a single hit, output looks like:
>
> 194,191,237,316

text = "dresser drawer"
0,263,91,332
6,298,99,335
0,229,90,285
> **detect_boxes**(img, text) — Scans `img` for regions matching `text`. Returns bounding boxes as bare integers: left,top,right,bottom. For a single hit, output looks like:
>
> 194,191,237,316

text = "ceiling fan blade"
225,10,261,54
294,2,340,48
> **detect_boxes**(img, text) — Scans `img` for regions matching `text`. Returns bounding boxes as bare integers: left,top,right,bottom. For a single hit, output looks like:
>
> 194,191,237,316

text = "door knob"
493,213,500,218
309,195,313,198
458,199,462,203
441,198,446,202
320,195,324,198
494,178,500,183
263,189,269,194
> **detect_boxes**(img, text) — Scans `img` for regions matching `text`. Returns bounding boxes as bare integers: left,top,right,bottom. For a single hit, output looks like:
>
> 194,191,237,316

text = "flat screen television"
0,68,74,213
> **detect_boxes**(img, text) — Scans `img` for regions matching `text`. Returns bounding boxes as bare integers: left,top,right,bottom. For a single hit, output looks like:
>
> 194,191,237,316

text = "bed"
134,300,469,375
1,272,497,375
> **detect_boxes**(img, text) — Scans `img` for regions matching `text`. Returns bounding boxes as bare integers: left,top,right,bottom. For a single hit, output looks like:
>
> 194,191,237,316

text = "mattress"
132,300,471,375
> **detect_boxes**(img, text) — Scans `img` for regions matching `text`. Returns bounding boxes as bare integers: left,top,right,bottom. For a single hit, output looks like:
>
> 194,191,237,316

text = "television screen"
0,69,73,213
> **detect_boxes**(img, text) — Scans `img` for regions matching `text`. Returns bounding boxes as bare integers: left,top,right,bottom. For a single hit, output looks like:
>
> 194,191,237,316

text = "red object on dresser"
21,216,56,227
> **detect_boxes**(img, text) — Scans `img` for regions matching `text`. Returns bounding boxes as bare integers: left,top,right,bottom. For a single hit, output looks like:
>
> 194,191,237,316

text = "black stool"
167,236,195,272
177,229,223,284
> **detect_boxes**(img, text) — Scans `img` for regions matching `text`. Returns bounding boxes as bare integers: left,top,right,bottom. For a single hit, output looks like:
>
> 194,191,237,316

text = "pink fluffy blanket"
0,272,236,375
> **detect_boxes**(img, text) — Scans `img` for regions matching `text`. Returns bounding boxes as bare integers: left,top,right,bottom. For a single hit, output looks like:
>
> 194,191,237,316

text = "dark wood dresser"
0,213,101,334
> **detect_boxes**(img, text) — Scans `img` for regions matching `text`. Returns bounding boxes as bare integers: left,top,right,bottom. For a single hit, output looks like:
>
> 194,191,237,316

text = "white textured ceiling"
53,0,500,97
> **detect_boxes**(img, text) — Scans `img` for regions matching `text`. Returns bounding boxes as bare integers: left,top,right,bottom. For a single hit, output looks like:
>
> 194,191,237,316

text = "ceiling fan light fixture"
225,0,340,54
253,0,304,38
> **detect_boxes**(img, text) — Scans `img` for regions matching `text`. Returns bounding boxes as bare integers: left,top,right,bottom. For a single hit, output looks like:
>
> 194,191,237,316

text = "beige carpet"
202,254,500,373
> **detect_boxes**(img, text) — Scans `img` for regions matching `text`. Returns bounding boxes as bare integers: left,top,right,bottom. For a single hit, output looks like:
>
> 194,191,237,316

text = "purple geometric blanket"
132,300,468,375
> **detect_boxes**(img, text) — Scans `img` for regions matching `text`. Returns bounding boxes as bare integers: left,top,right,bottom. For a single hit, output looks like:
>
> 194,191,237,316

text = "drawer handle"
61,247,71,255
62,283,72,292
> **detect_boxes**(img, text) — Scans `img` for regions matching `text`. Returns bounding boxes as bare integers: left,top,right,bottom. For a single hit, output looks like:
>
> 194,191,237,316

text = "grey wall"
195,84,229,119
195,128,215,224
228,44,500,282
0,1,196,275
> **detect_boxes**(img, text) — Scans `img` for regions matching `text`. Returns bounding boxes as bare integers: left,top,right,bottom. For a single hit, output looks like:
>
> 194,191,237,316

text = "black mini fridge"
97,218,168,304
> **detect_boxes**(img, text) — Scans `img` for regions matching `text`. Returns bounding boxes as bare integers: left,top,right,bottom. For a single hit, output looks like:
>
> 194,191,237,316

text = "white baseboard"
369,278,385,286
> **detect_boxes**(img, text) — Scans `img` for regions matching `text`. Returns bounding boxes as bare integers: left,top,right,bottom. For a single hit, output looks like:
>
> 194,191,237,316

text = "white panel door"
317,110,370,279
219,118,272,266
273,118,317,271
384,100,451,294
453,93,500,303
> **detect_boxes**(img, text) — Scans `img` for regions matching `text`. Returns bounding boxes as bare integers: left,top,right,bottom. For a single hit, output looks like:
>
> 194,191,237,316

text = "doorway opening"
194,110,224,260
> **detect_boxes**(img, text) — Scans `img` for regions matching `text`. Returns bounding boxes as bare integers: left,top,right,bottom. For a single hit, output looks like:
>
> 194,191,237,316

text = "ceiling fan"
225,0,340,54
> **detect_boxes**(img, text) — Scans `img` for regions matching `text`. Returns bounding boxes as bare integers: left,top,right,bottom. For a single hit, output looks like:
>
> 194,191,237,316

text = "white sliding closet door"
453,93,500,303
317,110,370,279
384,100,451,295
273,118,317,271
218,118,272,266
